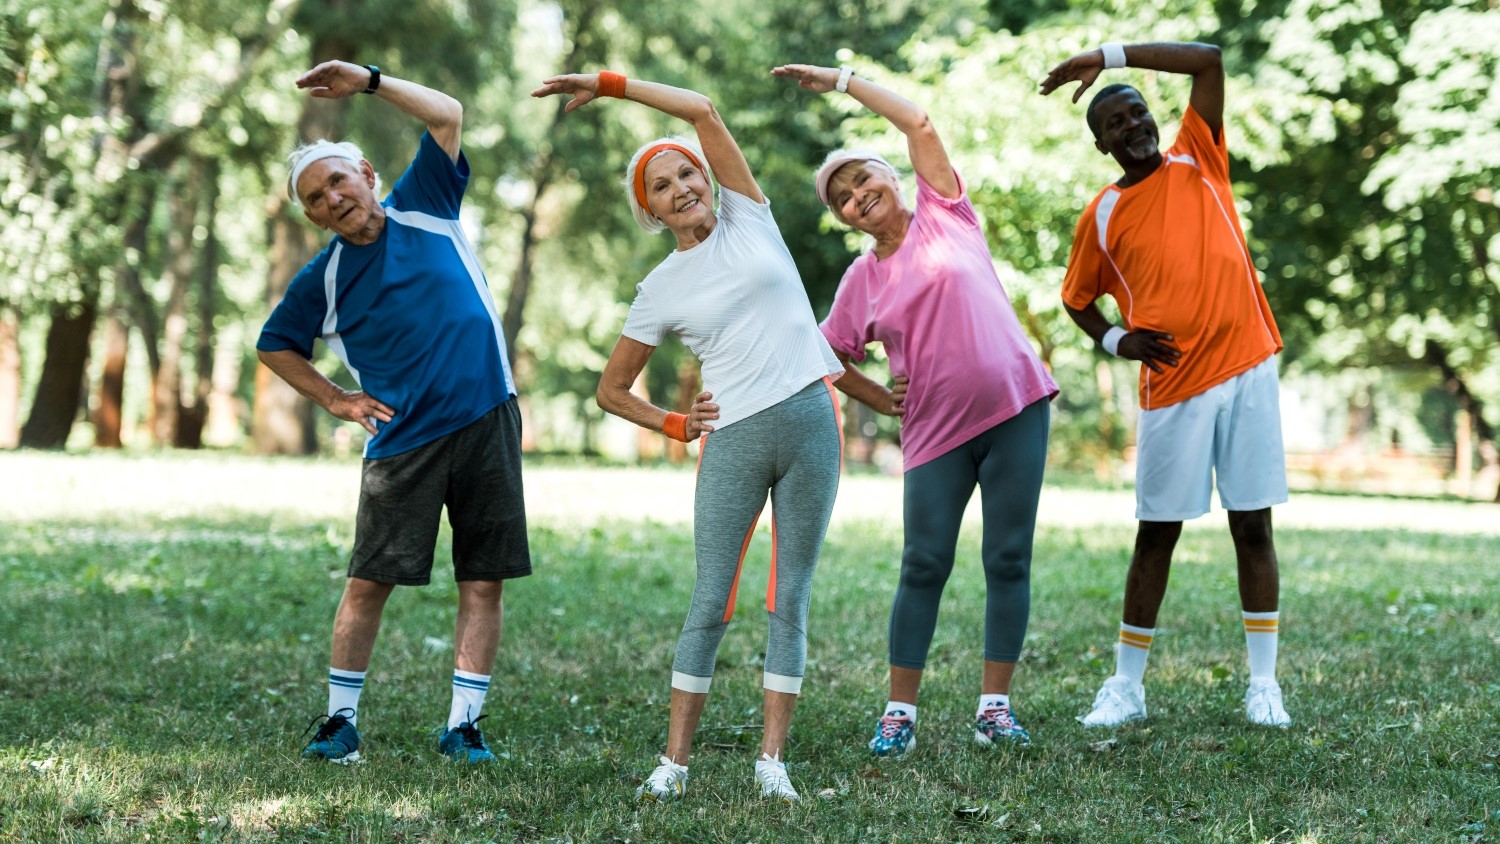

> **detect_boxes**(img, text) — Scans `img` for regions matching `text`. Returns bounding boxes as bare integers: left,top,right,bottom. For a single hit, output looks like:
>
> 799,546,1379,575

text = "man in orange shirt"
1041,41,1291,728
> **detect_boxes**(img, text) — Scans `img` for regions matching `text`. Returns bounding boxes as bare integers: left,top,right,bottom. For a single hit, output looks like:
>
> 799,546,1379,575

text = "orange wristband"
598,70,627,99
662,412,689,443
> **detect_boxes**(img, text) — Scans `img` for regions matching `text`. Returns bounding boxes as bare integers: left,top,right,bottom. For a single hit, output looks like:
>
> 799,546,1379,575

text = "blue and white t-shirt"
257,132,514,459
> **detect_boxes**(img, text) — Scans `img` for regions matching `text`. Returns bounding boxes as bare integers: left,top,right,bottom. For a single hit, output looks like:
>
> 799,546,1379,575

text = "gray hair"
623,136,716,234
285,139,379,205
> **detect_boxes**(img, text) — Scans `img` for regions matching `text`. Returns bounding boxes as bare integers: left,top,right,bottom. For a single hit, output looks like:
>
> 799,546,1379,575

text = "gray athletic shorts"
349,399,532,585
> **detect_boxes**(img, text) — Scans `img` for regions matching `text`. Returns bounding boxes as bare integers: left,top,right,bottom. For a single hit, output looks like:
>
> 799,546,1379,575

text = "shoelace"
646,756,686,789
875,714,911,739
450,713,489,749
758,761,793,795
301,709,355,743
978,705,1015,729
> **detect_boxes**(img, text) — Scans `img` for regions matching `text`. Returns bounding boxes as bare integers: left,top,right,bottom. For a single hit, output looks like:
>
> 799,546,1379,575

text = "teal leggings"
890,398,1050,668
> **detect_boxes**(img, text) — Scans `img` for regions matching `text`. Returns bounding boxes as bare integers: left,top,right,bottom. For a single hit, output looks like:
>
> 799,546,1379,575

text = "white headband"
287,144,364,203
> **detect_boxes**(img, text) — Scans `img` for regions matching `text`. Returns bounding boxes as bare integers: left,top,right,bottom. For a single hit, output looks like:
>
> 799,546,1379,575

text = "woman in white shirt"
533,70,845,804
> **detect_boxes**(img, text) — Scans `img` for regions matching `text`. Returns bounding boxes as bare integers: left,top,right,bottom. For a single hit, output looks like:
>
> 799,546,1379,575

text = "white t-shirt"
622,187,844,431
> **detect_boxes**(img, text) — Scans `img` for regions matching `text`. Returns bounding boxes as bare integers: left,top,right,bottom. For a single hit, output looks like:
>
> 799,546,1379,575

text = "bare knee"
1228,509,1274,551
1134,521,1182,561
458,579,503,607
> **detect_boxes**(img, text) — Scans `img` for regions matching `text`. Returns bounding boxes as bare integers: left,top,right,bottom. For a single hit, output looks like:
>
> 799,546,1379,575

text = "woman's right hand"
882,375,909,417
770,64,839,94
530,73,600,113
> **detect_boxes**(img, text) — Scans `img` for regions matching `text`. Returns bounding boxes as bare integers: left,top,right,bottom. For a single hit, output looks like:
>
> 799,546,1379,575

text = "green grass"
1,453,1497,842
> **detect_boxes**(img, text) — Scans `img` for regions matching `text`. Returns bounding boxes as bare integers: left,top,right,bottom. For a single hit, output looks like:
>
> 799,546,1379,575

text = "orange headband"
633,143,706,214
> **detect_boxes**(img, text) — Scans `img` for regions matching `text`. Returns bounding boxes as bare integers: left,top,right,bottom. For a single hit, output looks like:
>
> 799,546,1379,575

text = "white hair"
285,139,380,205
815,148,901,222
622,136,716,234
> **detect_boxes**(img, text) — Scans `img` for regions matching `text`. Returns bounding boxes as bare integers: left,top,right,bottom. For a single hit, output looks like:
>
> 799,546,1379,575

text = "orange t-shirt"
1061,105,1282,410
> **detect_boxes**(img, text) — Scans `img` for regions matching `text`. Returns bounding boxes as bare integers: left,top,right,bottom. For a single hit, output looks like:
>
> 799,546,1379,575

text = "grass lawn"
1,451,1497,843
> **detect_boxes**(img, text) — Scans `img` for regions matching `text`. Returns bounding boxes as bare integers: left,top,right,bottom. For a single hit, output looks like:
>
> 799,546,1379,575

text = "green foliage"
3,0,1497,470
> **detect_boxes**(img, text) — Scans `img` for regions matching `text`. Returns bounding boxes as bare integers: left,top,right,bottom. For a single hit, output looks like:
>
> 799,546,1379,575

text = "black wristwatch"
363,65,381,94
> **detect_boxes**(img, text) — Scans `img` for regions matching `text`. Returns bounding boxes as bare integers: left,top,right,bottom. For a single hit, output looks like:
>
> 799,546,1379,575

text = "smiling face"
826,161,905,233
642,150,714,234
1092,88,1160,166
297,157,382,239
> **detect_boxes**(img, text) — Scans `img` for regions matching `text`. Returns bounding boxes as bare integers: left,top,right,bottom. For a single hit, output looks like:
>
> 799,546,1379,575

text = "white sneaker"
754,752,800,803
636,755,688,802
1078,675,1147,727
1245,678,1291,727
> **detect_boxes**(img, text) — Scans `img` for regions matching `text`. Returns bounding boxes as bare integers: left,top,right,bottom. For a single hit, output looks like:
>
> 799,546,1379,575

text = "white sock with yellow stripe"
1115,622,1155,684
1242,611,1280,680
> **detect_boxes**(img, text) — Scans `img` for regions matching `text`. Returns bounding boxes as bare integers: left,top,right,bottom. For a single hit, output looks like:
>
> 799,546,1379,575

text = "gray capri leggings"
671,378,843,696
890,397,1050,668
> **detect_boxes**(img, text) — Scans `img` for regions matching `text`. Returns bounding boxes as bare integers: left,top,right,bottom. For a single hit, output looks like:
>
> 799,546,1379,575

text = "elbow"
1198,42,1222,68
595,382,617,416
691,96,723,129
443,97,464,132
906,111,939,143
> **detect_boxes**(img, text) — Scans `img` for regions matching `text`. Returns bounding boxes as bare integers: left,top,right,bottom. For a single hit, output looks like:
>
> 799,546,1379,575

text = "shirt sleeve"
385,131,469,219
818,262,871,362
1172,105,1230,184
620,282,666,347
717,185,774,225
256,257,329,359
1060,201,1107,311
914,170,979,229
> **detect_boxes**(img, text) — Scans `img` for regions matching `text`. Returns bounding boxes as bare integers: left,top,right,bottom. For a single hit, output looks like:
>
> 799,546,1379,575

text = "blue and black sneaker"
301,708,361,764
438,714,495,764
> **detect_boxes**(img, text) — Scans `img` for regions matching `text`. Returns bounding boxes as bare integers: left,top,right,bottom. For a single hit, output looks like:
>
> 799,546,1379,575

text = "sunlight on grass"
2,451,1496,842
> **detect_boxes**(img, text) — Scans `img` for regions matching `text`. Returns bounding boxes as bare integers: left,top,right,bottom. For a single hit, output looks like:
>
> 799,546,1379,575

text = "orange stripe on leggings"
765,518,779,614
722,510,762,623
822,376,845,472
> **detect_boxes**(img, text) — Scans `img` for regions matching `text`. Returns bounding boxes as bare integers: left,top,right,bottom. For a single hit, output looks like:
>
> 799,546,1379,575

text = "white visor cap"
814,149,897,207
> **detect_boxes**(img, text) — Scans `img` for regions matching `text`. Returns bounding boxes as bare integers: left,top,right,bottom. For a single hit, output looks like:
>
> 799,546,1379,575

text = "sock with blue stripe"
328,668,366,725
448,669,491,730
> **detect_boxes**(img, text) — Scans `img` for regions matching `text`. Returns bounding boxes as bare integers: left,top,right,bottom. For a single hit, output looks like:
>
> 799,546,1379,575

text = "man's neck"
1115,153,1164,189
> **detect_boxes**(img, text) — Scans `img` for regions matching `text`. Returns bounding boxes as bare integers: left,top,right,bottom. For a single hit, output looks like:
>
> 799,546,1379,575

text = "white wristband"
836,65,854,93
1100,42,1127,70
1101,325,1128,356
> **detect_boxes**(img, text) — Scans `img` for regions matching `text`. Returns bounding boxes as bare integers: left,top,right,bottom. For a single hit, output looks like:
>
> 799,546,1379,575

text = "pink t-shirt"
820,172,1058,471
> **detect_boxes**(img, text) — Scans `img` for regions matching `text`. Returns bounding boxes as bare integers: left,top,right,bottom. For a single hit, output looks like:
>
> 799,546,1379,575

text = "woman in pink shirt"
774,62,1057,755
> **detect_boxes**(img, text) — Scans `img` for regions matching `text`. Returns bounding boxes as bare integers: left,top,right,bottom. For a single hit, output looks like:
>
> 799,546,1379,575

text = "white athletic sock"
977,693,1010,715
1243,611,1280,680
328,668,366,725
883,701,917,722
448,669,491,730
1115,622,1155,685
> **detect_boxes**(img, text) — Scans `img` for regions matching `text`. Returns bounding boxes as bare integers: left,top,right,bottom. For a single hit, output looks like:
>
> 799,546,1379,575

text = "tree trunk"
177,158,221,449
94,177,159,448
250,30,353,456
25,0,143,450
498,0,600,368
0,307,20,448
19,298,99,448
500,167,552,367
1424,339,1500,502
94,316,129,448
151,158,205,446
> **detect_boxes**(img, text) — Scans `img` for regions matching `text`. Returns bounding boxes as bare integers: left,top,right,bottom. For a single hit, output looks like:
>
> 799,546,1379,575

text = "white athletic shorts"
1134,356,1289,521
